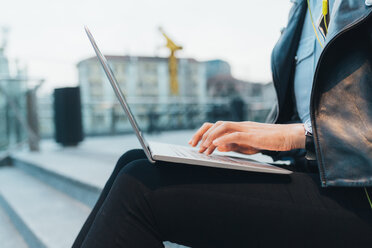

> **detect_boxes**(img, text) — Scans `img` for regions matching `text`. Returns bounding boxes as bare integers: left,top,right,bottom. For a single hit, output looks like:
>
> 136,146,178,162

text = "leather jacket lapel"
271,0,307,122
325,0,372,45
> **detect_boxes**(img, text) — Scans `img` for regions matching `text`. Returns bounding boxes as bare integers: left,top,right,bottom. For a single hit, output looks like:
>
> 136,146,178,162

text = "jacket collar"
325,0,372,45
293,0,372,44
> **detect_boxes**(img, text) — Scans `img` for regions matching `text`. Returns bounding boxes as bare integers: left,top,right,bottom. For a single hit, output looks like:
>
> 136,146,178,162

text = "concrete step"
0,166,91,248
0,165,187,248
0,201,28,248
11,151,110,208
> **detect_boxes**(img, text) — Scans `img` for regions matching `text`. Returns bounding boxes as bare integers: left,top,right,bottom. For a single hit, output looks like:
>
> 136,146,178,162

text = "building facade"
206,75,276,122
204,59,231,79
77,55,208,133
77,54,276,134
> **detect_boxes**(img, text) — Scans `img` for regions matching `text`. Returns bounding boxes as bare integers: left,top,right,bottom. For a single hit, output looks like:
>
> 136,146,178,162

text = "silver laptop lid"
84,26,155,163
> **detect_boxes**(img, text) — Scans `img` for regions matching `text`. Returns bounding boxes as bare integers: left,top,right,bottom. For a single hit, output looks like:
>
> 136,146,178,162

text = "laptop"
84,26,292,175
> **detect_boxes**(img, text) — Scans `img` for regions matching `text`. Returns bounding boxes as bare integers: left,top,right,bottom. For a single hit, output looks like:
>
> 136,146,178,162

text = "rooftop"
77,55,200,66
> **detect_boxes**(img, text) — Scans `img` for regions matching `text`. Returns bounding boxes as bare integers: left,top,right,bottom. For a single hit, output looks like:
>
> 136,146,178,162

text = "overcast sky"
1,0,291,93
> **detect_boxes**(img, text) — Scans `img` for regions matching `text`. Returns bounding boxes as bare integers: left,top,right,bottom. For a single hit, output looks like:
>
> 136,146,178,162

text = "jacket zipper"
310,10,372,186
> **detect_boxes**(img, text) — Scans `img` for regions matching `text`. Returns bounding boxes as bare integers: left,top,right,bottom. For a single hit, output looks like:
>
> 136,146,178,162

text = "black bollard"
53,87,84,147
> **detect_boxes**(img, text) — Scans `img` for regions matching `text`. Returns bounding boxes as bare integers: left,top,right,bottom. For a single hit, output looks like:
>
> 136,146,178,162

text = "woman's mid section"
72,149,372,248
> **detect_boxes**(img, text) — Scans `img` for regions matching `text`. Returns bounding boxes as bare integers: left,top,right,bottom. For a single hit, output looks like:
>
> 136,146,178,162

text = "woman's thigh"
117,158,372,248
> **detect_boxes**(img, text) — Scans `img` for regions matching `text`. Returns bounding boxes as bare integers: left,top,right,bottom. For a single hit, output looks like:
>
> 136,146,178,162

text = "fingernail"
188,139,192,144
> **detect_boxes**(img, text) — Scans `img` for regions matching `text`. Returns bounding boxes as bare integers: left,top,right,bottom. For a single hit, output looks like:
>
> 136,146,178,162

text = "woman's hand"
188,121,306,155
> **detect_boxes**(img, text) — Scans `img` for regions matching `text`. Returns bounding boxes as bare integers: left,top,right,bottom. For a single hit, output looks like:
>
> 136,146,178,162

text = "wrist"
289,124,306,150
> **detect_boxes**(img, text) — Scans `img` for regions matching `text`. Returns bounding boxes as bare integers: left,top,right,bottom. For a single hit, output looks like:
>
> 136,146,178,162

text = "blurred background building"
73,55,275,136
77,55,207,134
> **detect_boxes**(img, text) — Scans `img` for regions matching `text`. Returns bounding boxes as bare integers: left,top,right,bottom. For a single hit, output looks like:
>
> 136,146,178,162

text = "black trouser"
73,149,372,248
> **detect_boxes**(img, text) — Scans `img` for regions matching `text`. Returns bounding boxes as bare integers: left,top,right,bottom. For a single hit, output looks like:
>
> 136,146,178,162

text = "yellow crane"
159,27,183,95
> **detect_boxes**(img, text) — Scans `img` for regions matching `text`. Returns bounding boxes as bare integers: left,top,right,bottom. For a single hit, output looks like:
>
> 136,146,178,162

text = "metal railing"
0,77,44,153
37,97,274,138
0,78,28,152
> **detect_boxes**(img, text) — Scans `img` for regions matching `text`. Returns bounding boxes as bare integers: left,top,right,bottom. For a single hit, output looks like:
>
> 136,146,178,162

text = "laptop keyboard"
169,144,252,165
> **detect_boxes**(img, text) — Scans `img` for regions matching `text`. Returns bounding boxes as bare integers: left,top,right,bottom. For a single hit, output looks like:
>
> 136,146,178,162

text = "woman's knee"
116,159,161,190
114,149,146,173
106,160,159,210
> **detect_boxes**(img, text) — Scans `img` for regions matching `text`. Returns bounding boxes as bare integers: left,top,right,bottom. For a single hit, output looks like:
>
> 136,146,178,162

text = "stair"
12,152,106,208
0,166,91,248
0,200,28,248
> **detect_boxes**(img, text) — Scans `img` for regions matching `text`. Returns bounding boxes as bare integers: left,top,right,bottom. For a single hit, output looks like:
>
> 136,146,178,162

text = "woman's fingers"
201,122,235,154
204,145,217,155
197,121,247,154
199,121,224,153
216,143,259,155
189,122,213,147
236,145,260,155
202,121,243,148
216,144,236,152
213,132,248,147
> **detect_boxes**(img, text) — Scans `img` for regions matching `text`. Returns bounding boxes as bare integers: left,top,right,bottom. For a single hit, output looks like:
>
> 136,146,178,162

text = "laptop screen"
85,26,154,163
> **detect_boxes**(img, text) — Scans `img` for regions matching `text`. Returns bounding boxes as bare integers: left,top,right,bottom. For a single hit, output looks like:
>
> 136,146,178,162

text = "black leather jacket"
268,0,372,187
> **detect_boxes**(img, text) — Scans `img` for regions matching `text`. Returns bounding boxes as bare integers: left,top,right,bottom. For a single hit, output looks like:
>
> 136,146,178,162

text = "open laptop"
84,26,292,175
